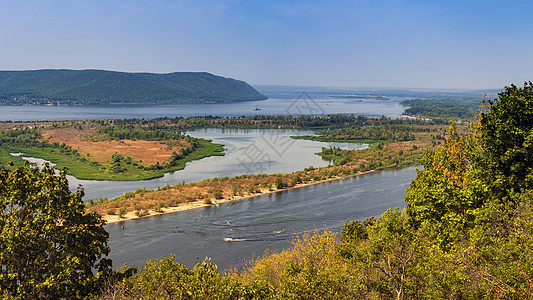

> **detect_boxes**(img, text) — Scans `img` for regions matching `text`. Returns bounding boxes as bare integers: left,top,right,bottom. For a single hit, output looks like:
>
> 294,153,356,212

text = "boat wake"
223,237,249,242
223,229,290,243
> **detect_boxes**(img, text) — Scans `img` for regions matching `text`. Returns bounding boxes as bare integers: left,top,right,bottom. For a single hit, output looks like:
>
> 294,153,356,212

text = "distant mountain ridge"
0,69,267,104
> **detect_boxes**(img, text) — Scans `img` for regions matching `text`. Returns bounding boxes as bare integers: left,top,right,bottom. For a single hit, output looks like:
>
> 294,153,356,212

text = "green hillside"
0,69,267,105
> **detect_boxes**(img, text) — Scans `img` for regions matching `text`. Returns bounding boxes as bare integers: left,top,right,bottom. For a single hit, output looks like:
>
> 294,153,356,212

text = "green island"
0,113,452,181
3,83,533,298
400,98,482,121
0,120,225,180
82,113,456,218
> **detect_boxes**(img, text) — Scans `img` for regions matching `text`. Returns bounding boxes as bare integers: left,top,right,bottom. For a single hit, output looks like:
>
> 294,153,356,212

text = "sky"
0,0,532,89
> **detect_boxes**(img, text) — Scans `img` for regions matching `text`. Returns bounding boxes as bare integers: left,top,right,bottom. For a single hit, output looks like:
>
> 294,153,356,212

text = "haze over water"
0,86,408,121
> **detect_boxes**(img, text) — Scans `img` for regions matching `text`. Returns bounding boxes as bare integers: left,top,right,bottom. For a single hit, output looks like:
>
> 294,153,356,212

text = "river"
20,128,368,201
105,166,416,271
2,86,418,271
0,86,408,121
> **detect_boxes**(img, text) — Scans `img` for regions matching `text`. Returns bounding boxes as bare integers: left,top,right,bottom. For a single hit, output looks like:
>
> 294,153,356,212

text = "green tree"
275,177,286,189
404,83,533,296
0,162,112,298
364,208,419,299
406,122,483,248
113,255,274,299
478,82,533,200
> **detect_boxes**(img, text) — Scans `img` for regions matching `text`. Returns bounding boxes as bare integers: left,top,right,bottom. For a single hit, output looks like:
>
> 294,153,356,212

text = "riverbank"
103,169,377,224
88,133,430,222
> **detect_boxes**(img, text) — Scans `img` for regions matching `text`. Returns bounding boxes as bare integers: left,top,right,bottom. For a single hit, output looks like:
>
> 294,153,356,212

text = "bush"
153,203,164,213
213,189,223,199
105,255,274,299
275,177,286,189
135,210,149,217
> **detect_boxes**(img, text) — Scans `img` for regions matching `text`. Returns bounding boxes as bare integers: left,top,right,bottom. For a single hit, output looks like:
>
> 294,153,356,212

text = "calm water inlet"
51,128,366,200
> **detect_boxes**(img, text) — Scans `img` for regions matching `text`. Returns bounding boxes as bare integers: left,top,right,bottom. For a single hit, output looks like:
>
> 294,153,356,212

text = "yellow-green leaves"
0,162,111,298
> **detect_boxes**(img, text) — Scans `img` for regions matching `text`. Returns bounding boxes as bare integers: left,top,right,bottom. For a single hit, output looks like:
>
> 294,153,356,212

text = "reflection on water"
61,129,367,200
106,166,417,271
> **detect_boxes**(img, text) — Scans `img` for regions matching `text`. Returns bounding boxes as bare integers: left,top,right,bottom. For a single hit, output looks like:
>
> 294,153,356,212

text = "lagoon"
21,128,367,201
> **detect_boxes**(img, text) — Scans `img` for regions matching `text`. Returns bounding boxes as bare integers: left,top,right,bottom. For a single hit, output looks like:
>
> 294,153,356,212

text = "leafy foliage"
478,82,533,198
401,98,482,120
0,162,111,298
406,121,484,248
106,255,274,299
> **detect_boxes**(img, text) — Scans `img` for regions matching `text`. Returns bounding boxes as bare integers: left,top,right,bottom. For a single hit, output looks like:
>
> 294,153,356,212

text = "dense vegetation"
291,117,441,145
401,98,483,121
143,114,447,130
0,69,267,105
0,121,225,180
0,163,113,298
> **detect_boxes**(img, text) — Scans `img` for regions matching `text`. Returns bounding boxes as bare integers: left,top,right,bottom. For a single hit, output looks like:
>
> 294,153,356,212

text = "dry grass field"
41,126,188,165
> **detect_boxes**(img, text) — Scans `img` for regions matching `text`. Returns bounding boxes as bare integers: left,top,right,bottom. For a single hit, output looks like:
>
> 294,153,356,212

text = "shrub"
213,190,223,199
275,177,286,189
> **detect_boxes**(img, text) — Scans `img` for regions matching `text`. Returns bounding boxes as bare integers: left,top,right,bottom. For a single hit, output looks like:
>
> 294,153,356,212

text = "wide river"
2,86,418,270
0,86,407,121
106,166,416,271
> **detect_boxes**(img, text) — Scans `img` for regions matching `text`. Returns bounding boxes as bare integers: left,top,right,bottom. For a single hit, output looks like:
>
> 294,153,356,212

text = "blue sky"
0,0,531,89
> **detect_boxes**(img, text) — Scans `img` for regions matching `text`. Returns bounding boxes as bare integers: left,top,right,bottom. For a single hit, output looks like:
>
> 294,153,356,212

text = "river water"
64,128,367,200
106,166,416,271
2,86,419,270
0,86,408,121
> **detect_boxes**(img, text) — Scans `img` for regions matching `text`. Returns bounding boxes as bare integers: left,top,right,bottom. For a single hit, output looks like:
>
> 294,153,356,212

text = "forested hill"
0,69,267,105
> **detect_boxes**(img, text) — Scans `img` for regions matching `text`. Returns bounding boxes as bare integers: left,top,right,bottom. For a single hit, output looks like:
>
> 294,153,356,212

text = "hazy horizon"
1,1,532,90
0,68,509,92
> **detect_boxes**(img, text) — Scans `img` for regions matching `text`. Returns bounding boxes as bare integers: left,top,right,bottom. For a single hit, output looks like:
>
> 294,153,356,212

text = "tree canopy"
478,82,533,197
406,82,533,248
0,162,111,298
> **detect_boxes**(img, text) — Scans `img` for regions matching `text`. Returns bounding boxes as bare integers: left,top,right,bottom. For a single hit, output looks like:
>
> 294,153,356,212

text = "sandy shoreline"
400,114,432,121
103,170,377,225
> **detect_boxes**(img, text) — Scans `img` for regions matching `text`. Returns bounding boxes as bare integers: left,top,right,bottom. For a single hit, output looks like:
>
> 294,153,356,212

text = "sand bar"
103,170,377,224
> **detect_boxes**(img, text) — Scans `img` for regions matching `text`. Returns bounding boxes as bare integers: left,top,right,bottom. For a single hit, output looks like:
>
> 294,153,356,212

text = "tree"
275,177,286,189
478,82,533,200
406,121,483,248
365,208,419,300
0,162,112,298
404,83,533,296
